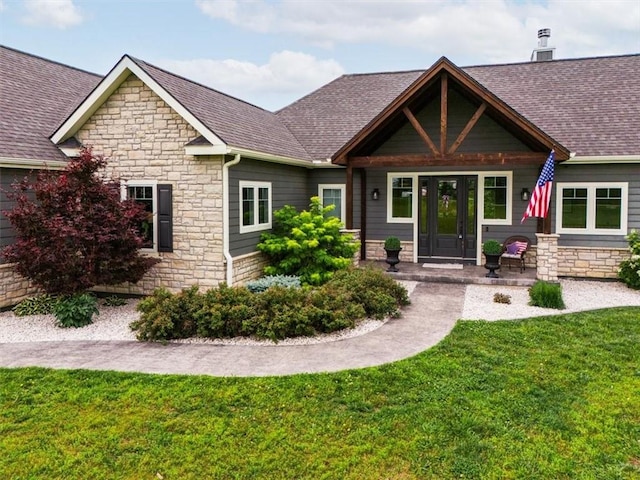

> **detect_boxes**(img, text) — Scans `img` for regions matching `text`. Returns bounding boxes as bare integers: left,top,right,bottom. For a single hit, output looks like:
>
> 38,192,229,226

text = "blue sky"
1,0,639,110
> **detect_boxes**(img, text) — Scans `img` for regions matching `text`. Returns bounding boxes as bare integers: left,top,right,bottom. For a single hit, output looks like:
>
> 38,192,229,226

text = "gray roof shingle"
277,54,640,160
0,46,101,162
130,58,313,160
2,46,638,164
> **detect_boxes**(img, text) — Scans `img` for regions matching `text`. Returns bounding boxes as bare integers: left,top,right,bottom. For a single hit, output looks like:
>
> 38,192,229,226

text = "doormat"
422,263,464,270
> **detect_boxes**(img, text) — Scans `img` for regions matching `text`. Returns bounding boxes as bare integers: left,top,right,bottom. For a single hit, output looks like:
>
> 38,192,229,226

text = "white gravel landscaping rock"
462,279,640,321
0,281,419,346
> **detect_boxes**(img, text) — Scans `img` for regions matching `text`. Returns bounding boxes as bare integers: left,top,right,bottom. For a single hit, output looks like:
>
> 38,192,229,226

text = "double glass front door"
418,176,477,261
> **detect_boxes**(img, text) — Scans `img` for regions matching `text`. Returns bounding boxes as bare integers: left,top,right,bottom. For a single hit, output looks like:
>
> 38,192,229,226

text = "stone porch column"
536,233,559,282
341,229,361,267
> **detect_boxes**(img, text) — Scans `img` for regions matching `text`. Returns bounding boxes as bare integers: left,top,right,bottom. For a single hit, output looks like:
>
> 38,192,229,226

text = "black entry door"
418,176,477,261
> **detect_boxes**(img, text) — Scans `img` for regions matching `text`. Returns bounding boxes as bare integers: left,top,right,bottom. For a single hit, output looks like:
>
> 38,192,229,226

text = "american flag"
521,150,555,223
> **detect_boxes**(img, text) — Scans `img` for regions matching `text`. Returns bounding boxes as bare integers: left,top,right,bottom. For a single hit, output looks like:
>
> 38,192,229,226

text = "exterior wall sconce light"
521,188,530,201
371,188,380,201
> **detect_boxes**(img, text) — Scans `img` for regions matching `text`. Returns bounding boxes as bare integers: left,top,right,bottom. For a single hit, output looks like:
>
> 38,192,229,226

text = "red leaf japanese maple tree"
2,148,160,295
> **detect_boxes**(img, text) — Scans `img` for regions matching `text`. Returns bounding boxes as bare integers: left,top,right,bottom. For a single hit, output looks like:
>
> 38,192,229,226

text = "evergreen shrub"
131,268,409,342
257,197,359,285
245,275,301,293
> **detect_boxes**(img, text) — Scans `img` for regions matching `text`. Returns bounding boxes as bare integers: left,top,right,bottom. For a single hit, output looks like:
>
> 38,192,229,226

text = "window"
318,184,345,223
239,181,272,233
557,183,627,235
479,173,512,225
387,175,414,222
128,185,155,248
123,181,173,252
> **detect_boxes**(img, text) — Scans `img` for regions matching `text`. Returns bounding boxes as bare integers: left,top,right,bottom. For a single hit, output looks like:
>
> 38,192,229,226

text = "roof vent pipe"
531,28,555,62
538,28,551,47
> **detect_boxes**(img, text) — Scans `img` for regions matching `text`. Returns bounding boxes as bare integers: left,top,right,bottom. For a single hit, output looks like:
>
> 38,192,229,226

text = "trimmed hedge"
130,267,409,342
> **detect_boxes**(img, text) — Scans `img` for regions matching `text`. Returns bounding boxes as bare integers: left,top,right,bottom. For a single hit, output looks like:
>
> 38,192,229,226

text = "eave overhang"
332,56,571,166
50,55,226,150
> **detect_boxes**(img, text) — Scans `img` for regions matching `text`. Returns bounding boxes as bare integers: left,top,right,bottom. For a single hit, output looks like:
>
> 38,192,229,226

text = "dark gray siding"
373,89,530,156
307,168,362,229
553,163,639,248
229,159,310,256
1,168,35,253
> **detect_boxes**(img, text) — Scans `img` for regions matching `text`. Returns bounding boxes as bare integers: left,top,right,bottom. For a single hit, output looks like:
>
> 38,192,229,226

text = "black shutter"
157,184,173,252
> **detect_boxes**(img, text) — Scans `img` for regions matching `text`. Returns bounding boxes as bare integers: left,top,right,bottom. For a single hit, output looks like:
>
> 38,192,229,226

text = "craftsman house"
1,41,638,307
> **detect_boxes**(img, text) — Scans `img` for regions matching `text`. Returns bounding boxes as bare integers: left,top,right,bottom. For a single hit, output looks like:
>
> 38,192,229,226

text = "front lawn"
1,307,639,479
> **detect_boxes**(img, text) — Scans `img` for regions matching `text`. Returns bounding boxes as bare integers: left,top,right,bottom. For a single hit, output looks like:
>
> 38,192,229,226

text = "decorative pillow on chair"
506,241,528,255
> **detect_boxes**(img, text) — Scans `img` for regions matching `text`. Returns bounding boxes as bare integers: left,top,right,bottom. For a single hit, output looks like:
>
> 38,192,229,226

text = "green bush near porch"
2,307,638,479
257,196,360,285
131,267,408,342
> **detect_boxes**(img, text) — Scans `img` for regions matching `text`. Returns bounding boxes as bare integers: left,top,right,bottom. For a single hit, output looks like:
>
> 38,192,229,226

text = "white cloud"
196,0,640,63
159,50,344,109
23,0,83,29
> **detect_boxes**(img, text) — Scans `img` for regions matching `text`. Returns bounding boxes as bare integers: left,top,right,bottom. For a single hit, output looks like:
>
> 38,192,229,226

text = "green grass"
2,307,639,479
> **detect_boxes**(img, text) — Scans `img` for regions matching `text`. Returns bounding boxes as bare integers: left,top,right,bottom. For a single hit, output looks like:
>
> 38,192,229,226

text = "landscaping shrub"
195,284,256,338
53,293,99,328
245,275,301,293
12,294,57,316
1,147,159,296
529,280,565,309
131,286,201,341
327,267,410,318
131,268,409,342
618,229,640,289
243,286,315,341
257,197,359,285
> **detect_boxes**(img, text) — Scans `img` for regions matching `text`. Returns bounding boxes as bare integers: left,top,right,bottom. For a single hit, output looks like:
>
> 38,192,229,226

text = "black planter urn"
385,248,402,272
484,253,501,278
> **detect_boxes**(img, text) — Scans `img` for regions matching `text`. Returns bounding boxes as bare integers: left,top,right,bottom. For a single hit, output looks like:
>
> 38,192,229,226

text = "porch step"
387,271,536,287
363,261,537,287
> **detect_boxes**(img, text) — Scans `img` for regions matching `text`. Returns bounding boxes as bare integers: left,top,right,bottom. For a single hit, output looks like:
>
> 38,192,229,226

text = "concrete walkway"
0,283,465,377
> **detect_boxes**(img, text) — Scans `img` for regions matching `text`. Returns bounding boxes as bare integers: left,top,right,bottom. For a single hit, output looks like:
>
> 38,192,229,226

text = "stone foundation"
0,263,40,308
558,246,629,279
365,240,414,263
232,251,270,285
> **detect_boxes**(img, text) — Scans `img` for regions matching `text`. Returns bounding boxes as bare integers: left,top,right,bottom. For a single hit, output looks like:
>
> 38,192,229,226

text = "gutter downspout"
223,153,241,284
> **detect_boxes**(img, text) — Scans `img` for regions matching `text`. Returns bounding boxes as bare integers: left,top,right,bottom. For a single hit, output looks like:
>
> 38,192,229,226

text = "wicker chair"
501,235,530,273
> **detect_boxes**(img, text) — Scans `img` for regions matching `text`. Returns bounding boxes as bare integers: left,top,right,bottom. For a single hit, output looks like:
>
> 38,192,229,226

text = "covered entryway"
418,175,477,262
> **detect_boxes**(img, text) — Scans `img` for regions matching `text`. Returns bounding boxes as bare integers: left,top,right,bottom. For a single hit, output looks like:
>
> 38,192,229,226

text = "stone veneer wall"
535,234,559,282
76,75,226,294
558,246,629,279
0,263,40,308
365,239,414,262
232,252,270,285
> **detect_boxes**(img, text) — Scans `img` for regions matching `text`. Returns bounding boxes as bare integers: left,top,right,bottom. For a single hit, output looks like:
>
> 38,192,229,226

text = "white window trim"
387,173,418,223
121,179,158,252
556,182,628,235
239,181,272,234
478,172,513,226
318,184,346,224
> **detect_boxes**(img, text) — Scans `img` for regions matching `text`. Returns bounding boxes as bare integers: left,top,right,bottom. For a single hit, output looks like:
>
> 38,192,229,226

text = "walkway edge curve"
0,283,465,377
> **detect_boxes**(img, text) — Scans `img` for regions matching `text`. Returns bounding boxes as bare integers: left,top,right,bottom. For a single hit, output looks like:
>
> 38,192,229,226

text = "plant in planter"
482,239,502,278
384,236,402,272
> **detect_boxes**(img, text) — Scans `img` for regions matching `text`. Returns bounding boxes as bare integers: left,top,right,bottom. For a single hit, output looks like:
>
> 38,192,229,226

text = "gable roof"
0,45,101,163
52,55,313,162
330,56,571,165
277,54,640,161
